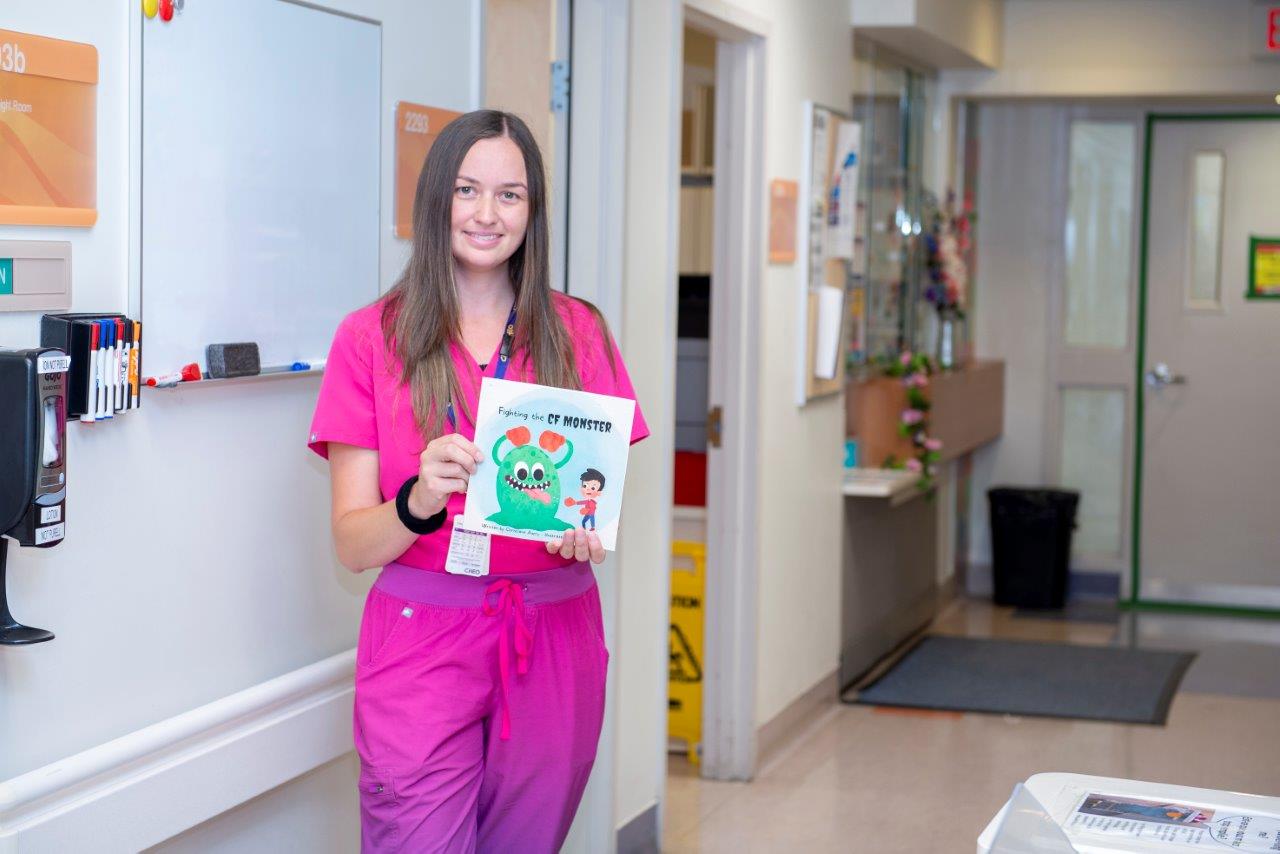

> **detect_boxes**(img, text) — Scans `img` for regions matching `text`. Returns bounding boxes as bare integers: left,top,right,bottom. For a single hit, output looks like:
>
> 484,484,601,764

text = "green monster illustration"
487,426,575,531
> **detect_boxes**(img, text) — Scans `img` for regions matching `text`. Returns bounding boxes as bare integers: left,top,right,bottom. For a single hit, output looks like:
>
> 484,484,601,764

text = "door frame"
683,0,768,781
1129,112,1280,619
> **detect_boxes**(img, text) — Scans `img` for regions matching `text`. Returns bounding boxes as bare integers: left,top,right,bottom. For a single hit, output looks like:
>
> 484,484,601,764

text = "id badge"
445,516,491,577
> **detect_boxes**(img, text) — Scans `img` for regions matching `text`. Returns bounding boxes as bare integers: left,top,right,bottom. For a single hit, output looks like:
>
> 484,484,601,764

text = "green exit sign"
0,258,12,295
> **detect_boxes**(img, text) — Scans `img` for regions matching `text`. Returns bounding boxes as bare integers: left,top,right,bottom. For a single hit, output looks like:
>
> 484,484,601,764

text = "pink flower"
899,351,913,367
902,409,924,425
905,458,923,472
906,373,930,389
924,438,943,452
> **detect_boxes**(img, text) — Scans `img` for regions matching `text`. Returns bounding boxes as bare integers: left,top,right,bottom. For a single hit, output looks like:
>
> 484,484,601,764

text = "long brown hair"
382,110,593,439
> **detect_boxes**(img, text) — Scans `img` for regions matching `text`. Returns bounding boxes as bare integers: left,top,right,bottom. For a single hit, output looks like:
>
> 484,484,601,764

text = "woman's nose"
474,194,498,224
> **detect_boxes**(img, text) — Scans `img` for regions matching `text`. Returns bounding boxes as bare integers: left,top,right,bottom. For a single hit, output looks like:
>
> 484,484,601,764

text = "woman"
308,110,648,852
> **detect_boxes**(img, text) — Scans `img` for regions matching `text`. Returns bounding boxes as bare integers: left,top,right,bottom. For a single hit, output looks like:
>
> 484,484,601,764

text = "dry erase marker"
131,321,143,407
92,320,102,419
104,320,116,418
82,323,99,423
95,320,109,419
114,318,126,413
102,321,115,420
118,320,131,411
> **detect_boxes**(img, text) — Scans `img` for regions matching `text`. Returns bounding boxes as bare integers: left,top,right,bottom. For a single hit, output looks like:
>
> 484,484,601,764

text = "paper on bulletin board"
826,120,861,263
813,284,845,380
0,30,98,227
395,102,463,238
806,107,832,289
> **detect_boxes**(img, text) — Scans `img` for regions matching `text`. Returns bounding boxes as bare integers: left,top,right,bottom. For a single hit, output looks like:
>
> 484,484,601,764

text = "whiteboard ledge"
147,366,325,392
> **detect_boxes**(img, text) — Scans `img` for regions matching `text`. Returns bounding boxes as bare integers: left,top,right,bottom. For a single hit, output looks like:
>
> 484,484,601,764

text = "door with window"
1136,116,1280,610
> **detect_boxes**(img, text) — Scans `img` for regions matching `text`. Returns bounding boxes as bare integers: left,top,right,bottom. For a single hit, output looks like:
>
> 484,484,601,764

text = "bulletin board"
139,0,381,375
795,102,862,406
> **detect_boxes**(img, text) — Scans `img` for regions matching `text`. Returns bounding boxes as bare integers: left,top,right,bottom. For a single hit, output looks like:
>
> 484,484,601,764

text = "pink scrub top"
308,293,650,574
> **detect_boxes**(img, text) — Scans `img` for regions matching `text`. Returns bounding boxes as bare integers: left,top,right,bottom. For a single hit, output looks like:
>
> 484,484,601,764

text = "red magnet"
159,0,174,21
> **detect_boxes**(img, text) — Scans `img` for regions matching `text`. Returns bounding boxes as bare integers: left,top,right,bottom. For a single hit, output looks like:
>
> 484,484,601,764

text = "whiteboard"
141,0,381,374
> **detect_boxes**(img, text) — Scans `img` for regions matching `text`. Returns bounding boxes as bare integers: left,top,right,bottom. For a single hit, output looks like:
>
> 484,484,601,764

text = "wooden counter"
846,360,1005,467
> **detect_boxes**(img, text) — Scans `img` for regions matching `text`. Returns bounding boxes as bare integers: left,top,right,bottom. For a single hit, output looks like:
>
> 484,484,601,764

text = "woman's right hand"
408,434,485,518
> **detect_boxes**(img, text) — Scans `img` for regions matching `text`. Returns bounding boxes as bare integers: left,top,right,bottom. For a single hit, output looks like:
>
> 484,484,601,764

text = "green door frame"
1129,112,1280,619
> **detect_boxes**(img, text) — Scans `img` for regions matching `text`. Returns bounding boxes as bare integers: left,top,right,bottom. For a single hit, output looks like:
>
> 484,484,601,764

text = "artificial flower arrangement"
878,350,942,492
923,189,972,316
922,190,974,368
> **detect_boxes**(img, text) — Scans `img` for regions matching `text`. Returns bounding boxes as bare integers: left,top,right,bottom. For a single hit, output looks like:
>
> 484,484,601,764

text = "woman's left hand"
546,528,606,565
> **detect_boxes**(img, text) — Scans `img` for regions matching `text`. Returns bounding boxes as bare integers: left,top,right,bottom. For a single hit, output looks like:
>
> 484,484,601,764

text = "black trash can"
987,487,1079,609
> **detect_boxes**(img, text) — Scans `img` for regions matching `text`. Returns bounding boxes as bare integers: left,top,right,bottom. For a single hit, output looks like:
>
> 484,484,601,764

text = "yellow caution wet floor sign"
669,541,705,764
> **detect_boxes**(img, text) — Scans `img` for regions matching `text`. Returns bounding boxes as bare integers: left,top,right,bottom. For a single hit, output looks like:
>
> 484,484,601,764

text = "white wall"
147,755,361,854
853,0,1003,69
723,0,853,729
0,0,474,844
615,0,681,832
951,0,1276,98
935,0,1279,185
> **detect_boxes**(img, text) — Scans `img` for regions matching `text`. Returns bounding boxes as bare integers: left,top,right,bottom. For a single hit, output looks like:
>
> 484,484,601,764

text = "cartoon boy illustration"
564,468,605,531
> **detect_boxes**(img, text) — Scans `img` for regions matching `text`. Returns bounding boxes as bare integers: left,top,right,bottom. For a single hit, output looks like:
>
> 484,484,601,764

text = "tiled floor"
662,598,1280,853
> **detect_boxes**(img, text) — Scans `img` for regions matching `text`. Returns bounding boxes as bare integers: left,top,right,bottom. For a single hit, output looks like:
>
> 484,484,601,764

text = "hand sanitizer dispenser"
0,347,69,645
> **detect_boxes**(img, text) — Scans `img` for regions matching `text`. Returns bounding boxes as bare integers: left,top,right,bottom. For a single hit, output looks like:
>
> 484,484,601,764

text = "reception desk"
839,361,1005,689
840,470,939,687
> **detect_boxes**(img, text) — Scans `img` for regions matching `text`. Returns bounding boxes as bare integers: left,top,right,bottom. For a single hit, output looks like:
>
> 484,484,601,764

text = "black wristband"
396,475,448,535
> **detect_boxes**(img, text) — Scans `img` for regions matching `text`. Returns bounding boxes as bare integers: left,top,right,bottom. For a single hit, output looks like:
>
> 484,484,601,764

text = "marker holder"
0,538,55,646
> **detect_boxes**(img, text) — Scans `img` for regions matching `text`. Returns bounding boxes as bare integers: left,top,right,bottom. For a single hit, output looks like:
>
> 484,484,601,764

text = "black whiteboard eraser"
206,342,261,378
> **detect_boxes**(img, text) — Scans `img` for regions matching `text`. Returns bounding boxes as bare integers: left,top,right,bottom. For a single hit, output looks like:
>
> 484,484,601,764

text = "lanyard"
447,305,517,431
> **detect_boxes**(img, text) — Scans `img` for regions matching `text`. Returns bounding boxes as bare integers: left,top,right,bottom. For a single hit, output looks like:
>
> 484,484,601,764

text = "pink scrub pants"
354,561,608,853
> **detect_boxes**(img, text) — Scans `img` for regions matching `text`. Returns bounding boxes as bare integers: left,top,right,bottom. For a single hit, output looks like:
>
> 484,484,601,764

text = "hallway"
664,599,1280,852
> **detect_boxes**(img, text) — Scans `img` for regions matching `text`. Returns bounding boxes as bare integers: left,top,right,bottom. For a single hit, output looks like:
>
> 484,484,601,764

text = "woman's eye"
514,463,529,481
532,464,545,481
455,185,474,197
501,191,520,202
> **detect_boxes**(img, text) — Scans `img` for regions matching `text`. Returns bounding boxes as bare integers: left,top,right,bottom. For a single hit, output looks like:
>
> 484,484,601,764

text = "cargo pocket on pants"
358,766,400,850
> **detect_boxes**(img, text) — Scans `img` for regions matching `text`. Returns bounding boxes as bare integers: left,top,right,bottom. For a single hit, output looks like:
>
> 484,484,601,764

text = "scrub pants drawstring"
483,578,535,740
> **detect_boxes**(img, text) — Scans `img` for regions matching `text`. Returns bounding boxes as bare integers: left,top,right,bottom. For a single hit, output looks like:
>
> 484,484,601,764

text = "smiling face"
580,480,602,500
450,136,530,276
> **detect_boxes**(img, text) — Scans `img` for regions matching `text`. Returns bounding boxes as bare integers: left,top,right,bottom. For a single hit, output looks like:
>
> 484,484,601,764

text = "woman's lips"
464,231,502,248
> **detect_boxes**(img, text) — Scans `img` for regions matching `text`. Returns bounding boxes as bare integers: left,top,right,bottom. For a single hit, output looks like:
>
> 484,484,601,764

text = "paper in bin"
990,784,1078,853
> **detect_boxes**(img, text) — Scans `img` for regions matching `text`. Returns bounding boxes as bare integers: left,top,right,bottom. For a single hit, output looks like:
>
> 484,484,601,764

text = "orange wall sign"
768,179,798,264
0,30,98,227
395,102,462,239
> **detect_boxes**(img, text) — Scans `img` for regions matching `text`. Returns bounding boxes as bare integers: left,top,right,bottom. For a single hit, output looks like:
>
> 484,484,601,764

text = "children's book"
463,378,636,551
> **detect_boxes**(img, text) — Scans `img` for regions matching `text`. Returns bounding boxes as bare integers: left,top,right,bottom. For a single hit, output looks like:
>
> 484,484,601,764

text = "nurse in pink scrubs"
308,110,648,853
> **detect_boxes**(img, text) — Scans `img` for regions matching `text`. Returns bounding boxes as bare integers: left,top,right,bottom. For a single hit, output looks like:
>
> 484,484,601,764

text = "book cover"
463,378,636,550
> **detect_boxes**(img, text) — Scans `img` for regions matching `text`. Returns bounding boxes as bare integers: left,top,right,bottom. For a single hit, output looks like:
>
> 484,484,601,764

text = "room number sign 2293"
403,110,430,135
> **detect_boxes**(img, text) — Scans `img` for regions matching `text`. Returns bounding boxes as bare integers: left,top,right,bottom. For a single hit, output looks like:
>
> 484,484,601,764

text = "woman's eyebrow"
455,175,527,190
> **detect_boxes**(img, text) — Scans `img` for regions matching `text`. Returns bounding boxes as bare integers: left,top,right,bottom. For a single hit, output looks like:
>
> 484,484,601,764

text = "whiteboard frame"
132,0,384,381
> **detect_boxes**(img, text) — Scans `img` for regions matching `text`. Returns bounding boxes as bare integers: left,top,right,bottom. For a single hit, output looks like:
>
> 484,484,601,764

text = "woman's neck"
455,264,516,319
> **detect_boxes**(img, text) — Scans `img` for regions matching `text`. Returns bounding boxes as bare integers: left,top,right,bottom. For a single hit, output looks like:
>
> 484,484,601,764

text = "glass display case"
850,41,934,366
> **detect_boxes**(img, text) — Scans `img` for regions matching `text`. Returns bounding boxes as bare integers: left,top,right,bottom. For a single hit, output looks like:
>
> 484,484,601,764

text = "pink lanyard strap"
482,578,535,740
